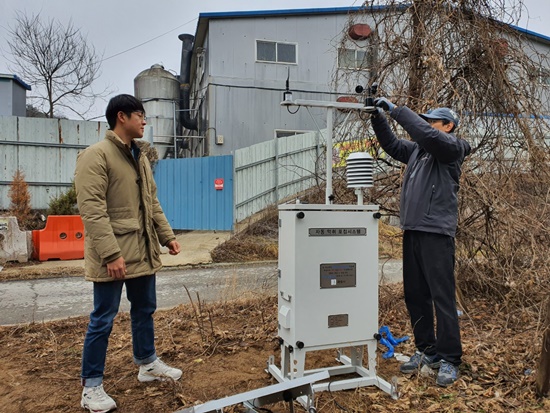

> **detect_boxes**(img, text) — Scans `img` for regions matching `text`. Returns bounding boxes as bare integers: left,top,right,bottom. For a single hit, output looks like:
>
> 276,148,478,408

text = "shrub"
8,169,33,229
143,141,159,171
47,183,78,215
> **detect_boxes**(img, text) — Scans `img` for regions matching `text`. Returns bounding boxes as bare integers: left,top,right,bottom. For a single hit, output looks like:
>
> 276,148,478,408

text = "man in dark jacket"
370,97,471,387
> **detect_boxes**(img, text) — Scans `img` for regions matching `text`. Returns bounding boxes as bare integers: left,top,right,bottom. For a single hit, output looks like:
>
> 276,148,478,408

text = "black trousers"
402,230,462,365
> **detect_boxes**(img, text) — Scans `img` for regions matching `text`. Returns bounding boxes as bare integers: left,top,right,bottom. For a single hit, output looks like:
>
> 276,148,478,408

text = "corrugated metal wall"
154,131,321,230
2,115,321,230
154,155,234,230
234,131,322,222
0,116,107,210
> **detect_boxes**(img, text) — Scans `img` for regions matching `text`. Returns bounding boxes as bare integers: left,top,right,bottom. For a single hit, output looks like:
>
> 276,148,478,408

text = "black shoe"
400,351,440,374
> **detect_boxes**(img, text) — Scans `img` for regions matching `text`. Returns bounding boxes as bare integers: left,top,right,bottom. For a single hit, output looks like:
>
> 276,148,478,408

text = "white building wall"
0,78,29,117
190,11,550,159
0,80,14,116
198,12,377,156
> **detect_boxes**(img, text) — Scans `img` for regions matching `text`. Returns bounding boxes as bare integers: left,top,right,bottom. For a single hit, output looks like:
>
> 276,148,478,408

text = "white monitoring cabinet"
267,203,393,404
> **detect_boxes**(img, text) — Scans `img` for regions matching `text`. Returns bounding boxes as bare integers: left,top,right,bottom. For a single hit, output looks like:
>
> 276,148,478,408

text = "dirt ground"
1,219,549,412
1,284,549,413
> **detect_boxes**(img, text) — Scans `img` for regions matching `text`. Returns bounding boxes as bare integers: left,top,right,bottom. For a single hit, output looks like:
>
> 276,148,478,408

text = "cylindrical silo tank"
134,64,180,159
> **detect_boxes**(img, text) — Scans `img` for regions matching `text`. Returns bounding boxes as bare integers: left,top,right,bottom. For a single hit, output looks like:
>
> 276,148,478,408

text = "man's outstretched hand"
374,97,395,112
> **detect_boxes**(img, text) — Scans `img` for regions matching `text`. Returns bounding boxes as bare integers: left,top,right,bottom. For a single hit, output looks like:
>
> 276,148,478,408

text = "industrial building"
178,7,375,158
139,6,550,159
0,73,31,117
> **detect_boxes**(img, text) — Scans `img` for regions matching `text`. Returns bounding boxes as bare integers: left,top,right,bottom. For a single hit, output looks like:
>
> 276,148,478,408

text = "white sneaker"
138,358,182,382
81,384,117,413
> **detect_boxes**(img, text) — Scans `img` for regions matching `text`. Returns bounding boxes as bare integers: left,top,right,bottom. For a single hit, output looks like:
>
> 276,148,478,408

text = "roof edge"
508,23,550,44
196,5,550,44
0,74,32,91
198,6,368,19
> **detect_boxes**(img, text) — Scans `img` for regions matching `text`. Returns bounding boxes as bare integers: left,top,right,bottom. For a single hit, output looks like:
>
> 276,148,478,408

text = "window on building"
338,48,368,69
257,40,297,64
275,130,311,138
540,69,550,86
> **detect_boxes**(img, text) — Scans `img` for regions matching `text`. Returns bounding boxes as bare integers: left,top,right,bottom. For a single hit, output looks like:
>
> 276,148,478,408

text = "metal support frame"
173,106,200,159
267,340,395,409
174,370,329,413
281,99,375,205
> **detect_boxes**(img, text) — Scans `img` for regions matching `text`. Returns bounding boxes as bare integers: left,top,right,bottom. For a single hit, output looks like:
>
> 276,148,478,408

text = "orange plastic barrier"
32,215,85,261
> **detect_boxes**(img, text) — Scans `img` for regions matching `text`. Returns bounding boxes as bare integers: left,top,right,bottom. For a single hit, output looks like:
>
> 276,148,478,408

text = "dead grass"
0,261,85,281
212,205,280,263
212,203,402,263
4,189,547,410
0,286,548,412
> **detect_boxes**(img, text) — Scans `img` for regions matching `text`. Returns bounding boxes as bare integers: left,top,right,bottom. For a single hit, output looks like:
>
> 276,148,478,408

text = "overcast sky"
0,0,548,120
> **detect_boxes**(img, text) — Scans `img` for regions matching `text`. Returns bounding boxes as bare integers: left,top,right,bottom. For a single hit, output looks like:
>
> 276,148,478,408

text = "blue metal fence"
154,155,234,230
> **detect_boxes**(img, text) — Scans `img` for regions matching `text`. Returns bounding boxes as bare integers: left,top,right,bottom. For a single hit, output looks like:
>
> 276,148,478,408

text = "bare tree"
322,0,550,396
328,0,550,305
5,12,106,118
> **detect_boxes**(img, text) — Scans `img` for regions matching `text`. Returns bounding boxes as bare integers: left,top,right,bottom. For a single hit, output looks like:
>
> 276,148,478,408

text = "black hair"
430,119,457,133
105,94,145,130
442,120,457,133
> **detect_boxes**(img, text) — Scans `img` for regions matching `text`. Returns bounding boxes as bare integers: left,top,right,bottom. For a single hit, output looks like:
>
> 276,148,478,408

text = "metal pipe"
178,34,198,131
326,108,333,204
173,100,177,158
0,140,87,149
355,189,364,205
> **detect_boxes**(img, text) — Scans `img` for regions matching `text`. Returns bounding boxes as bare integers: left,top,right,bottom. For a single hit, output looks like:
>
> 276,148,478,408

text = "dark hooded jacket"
371,106,471,237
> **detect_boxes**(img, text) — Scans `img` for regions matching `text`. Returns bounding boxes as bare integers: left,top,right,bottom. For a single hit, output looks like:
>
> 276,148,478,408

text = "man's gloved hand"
374,97,395,112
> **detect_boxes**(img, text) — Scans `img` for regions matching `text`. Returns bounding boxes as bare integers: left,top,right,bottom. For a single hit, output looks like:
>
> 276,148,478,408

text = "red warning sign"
214,178,224,190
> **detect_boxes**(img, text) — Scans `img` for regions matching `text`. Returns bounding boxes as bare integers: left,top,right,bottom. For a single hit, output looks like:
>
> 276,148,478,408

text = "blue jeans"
81,274,157,387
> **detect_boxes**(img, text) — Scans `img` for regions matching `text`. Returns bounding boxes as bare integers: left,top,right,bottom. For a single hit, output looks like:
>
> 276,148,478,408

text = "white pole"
326,107,333,205
279,98,373,205
355,189,364,205
173,100,177,159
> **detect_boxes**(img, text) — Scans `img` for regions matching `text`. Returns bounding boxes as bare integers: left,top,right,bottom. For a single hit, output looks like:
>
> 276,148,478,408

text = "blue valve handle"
378,325,409,359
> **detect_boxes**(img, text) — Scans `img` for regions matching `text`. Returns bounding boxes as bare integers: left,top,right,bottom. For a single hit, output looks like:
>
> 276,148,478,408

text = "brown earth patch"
0,286,547,412
0,260,85,281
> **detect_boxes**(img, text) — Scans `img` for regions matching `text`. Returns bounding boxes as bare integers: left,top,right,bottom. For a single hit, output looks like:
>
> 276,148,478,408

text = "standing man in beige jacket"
75,94,182,413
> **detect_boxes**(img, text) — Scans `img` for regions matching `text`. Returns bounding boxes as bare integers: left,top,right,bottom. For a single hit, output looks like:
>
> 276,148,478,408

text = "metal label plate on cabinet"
328,314,349,328
320,263,356,288
309,227,366,236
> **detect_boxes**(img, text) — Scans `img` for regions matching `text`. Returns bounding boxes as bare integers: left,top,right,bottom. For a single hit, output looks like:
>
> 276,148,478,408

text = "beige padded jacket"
75,131,175,282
